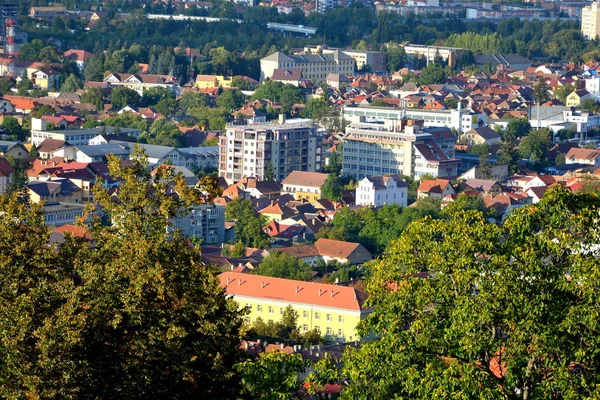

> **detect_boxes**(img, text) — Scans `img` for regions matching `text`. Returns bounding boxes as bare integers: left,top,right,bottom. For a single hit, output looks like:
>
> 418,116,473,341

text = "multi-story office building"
342,120,459,180
219,271,372,342
219,120,323,183
31,118,141,147
582,2,600,39
260,51,355,82
303,45,388,74
342,105,485,134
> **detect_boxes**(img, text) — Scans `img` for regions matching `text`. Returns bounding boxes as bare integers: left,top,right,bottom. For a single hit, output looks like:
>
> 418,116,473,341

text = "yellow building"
582,1,600,40
566,89,592,107
219,271,372,342
281,171,329,204
30,69,59,91
195,74,233,89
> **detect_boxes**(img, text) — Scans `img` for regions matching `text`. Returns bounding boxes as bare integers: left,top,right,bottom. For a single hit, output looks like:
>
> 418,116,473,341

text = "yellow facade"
293,190,321,203
195,75,233,89
233,295,368,342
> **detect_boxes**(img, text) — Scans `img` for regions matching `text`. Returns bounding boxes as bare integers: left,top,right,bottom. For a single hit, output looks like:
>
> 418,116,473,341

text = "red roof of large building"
218,271,369,311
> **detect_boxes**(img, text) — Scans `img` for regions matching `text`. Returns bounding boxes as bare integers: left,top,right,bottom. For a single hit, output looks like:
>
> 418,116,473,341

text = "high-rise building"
219,120,323,183
582,2,600,40
342,120,459,180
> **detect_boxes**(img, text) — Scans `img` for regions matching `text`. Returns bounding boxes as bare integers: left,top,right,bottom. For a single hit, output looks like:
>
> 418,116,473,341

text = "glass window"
268,306,273,314
338,315,344,323
314,312,320,320
303,311,309,318
257,305,262,312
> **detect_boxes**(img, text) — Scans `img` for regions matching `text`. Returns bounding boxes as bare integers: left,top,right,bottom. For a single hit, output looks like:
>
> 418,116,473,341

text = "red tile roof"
219,271,369,311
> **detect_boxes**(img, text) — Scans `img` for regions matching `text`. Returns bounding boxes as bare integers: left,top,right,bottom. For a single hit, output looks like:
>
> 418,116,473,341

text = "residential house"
0,141,29,159
313,238,372,265
0,157,14,193
417,178,455,199
37,139,69,160
63,50,92,71
282,171,329,203
27,179,83,204
355,175,408,207
271,69,303,86
219,271,371,341
171,203,226,244
462,179,503,194
460,126,502,146
235,177,282,198
31,69,60,91
195,75,233,89
259,201,294,222
103,73,177,95
458,165,509,182
566,89,592,107
277,245,322,265
565,147,600,167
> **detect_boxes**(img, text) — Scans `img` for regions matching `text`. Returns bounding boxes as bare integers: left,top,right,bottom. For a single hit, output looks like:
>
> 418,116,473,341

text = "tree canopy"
343,187,600,399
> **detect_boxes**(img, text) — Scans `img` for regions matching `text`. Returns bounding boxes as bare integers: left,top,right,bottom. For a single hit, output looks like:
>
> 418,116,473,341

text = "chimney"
280,343,285,349
278,114,286,124
230,265,234,271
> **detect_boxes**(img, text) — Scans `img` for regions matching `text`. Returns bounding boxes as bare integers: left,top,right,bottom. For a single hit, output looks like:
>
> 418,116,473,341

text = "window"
280,308,283,315
326,327,332,335
315,326,320,332
302,324,308,332
338,329,344,336
338,315,344,323
268,306,273,314
244,317,251,324
326,314,332,322
303,311,309,318
246,303,251,310
257,305,262,312
314,312,320,320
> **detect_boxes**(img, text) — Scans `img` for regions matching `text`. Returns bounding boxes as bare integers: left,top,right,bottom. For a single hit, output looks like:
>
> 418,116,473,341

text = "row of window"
249,304,344,323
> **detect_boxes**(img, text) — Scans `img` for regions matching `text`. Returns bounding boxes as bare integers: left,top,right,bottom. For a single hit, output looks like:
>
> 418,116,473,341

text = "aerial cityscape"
0,0,600,398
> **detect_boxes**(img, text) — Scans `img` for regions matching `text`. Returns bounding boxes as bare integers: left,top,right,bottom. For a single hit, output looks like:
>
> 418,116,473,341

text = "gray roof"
28,179,81,197
261,52,295,63
474,54,532,67
111,141,176,160
75,144,131,158
36,126,140,135
0,140,22,152
177,146,219,158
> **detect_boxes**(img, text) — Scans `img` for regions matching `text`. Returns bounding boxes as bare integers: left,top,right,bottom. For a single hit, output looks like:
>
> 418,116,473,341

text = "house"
526,186,548,203
565,147,600,167
27,179,83,204
63,50,93,71
355,175,408,207
37,139,69,160
103,73,177,95
259,201,294,222
566,89,592,107
0,141,29,159
462,179,503,194
460,126,502,146
0,157,14,194
219,271,371,341
31,69,60,91
417,179,455,199
235,177,282,198
282,171,329,203
271,69,303,87
313,238,372,265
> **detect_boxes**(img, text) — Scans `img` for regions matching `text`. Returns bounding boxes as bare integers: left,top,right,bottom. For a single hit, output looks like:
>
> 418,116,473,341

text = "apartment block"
582,2,600,40
342,120,459,180
171,204,225,244
219,271,372,342
260,51,355,82
403,44,464,68
219,120,323,183
31,118,141,147
303,45,388,74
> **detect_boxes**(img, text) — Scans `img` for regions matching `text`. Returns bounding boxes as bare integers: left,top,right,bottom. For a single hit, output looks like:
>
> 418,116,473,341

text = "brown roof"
37,139,68,153
417,179,452,194
271,69,302,81
282,171,329,188
277,245,320,258
219,271,369,311
565,147,600,162
313,238,363,259
0,157,15,177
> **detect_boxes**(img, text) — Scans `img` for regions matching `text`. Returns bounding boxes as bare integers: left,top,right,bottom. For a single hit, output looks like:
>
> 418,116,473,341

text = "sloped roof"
37,139,67,153
417,179,452,194
282,171,329,188
219,271,369,311
0,157,15,177
566,147,600,162
314,238,369,259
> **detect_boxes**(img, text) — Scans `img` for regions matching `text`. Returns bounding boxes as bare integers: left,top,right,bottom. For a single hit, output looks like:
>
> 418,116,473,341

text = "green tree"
61,73,82,93
253,250,313,281
142,86,175,107
1,116,25,141
235,351,308,400
0,77,13,95
225,198,271,248
17,78,34,95
533,78,550,104
343,187,600,399
519,128,551,170
504,118,531,138
386,46,407,73
418,64,447,85
81,87,104,111
264,162,276,181
321,174,342,201
216,89,246,112
155,97,179,116
180,91,210,111
301,96,332,120
252,81,303,114
142,117,185,147
0,154,245,399
554,84,574,103
111,87,141,109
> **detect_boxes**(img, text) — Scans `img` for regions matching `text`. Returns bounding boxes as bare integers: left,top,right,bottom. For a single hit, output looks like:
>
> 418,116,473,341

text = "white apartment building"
260,51,355,82
31,118,141,146
342,105,485,134
219,120,323,183
355,175,408,207
403,44,464,68
342,121,459,180
171,204,225,244
582,2,600,39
